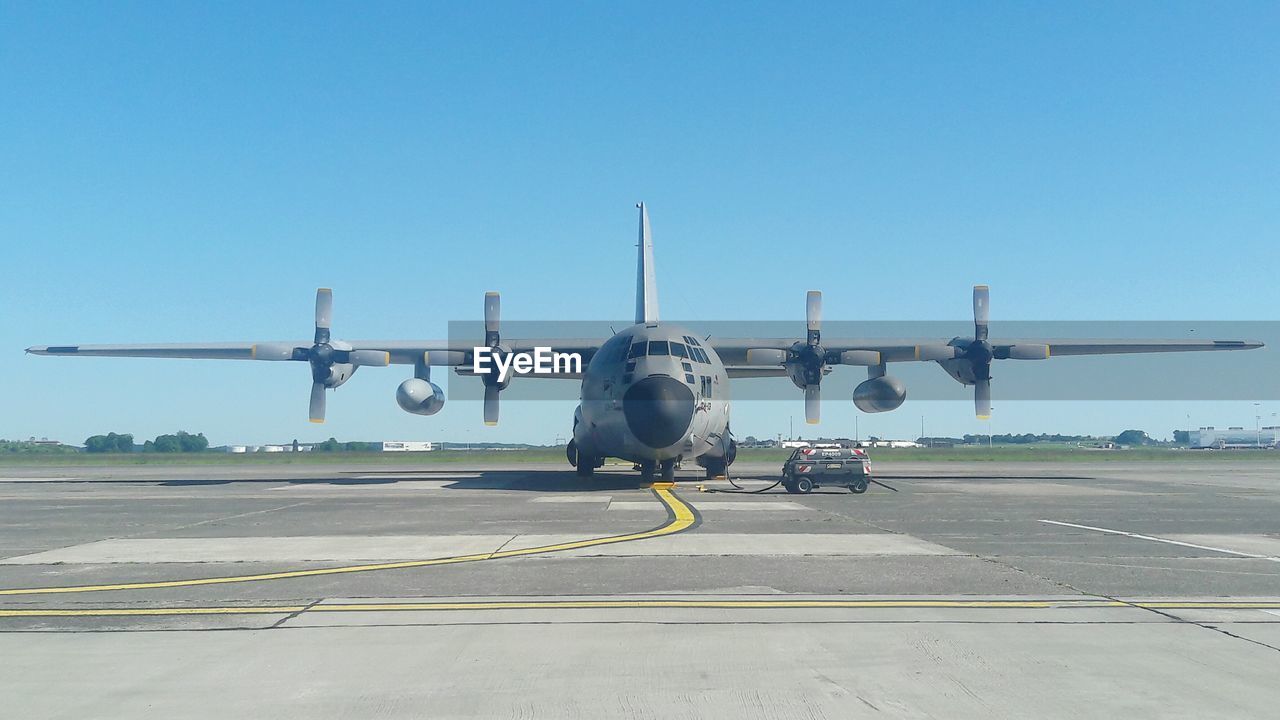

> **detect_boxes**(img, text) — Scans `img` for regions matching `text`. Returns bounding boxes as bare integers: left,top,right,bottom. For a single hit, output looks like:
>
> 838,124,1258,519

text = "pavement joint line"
1039,519,1280,562
0,487,697,596
5,599,1280,619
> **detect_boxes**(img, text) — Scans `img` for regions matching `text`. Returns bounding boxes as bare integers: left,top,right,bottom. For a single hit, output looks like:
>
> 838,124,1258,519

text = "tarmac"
2,458,1279,718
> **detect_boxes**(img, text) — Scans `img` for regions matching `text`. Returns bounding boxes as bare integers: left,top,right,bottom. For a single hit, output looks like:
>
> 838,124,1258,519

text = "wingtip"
976,414,991,420
309,418,325,424
484,421,498,427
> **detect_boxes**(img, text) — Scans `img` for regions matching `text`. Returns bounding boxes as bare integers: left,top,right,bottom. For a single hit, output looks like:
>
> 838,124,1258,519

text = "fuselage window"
648,340,670,356
684,373,696,385
612,336,632,363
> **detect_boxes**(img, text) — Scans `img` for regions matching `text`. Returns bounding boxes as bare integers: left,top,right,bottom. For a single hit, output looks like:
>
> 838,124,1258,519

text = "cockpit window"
628,341,647,359
648,340,670,356
598,334,630,364
671,342,688,359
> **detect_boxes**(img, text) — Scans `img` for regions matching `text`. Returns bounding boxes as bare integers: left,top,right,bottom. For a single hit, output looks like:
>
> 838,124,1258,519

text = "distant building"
381,441,434,452
1191,427,1278,449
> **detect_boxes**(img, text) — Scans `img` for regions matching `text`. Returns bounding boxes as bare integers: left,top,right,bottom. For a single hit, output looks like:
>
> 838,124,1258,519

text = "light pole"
1255,402,1263,449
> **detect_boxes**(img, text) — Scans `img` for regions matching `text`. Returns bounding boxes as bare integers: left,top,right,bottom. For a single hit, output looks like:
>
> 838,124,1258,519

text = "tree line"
83,431,209,453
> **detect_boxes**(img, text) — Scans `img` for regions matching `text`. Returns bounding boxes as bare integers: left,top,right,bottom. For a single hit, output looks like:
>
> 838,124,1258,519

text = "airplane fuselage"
572,322,732,471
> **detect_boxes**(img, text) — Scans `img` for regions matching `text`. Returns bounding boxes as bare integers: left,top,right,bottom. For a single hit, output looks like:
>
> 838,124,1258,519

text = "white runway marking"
1,533,960,563
920,482,1143,496
1,536,519,564
0,477,78,483
501,533,960,557
1039,520,1280,562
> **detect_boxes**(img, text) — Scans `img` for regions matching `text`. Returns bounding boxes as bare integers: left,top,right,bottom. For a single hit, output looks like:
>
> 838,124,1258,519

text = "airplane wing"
712,337,1263,367
26,290,605,425
705,288,1264,421
25,339,604,366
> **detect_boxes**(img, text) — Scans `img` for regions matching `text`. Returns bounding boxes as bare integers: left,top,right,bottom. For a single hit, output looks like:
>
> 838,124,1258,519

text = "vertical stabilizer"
635,202,660,325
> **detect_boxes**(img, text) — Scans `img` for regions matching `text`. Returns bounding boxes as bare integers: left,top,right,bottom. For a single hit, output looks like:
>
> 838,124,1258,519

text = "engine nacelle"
396,378,445,416
853,375,907,413
319,363,356,389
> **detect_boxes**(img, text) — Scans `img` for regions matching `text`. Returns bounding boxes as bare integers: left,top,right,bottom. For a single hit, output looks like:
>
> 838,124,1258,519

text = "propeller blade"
346,350,391,367
309,382,327,423
804,384,821,424
973,285,989,342
251,343,300,361
484,292,501,347
975,377,991,419
806,291,822,345
314,288,333,345
483,384,500,426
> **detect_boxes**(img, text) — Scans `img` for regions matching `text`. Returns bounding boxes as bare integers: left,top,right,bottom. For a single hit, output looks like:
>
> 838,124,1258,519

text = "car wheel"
795,476,814,494
849,478,869,494
782,481,798,494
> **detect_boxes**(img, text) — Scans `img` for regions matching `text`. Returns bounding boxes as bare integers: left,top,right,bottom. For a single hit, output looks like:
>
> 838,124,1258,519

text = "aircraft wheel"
794,476,814,494
660,460,676,483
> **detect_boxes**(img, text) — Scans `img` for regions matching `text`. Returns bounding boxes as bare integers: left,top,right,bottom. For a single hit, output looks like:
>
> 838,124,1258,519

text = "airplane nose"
623,375,696,449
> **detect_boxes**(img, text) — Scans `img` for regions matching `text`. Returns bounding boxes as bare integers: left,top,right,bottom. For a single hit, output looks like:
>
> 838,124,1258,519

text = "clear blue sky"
3,2,1277,446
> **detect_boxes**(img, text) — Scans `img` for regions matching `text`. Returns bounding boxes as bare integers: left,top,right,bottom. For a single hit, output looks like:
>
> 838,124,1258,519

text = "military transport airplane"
28,204,1263,482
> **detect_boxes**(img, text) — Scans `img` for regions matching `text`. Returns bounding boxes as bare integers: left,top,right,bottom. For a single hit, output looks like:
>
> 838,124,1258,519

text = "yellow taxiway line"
4,599,1280,619
0,487,697,597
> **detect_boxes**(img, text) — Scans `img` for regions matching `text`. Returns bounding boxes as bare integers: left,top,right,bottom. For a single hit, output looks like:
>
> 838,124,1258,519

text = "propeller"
742,291,883,424
744,291,828,424
480,291,505,425
922,285,1047,420
250,288,389,423
798,291,824,423
963,285,994,419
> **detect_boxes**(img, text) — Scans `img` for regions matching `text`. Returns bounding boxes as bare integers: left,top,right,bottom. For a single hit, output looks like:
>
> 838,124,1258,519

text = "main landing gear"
659,459,677,483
